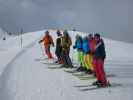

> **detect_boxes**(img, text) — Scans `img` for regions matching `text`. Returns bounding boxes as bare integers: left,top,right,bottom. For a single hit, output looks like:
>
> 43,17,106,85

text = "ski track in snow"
0,30,133,100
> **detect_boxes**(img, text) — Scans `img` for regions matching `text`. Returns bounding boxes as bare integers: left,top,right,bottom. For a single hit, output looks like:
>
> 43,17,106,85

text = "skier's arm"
38,36,45,43
67,37,72,48
50,36,54,47
95,42,102,50
38,40,43,43
73,41,77,49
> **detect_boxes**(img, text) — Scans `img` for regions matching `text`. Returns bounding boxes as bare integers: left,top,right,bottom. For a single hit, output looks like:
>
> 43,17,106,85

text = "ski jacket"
82,40,90,54
41,35,54,47
55,36,62,53
73,38,82,51
56,36,62,48
62,36,72,50
89,39,96,54
94,39,106,60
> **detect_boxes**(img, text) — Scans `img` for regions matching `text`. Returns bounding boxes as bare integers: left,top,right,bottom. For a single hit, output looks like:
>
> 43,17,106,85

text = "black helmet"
63,30,68,34
94,33,100,38
57,30,61,36
88,33,93,38
45,30,49,34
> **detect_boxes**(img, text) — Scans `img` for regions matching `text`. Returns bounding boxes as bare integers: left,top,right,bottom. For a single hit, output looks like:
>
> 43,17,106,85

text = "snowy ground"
0,30,133,100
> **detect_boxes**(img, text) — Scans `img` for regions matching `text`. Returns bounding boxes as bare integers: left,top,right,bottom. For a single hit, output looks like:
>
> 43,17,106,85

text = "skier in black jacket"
55,30,64,64
92,33,110,87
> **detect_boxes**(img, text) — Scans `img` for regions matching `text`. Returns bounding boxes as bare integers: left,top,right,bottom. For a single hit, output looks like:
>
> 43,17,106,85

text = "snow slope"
0,30,44,76
0,30,133,100
0,28,5,38
0,28,9,40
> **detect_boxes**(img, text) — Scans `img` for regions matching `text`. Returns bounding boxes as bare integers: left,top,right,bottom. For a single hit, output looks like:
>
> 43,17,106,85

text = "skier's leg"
90,54,94,71
45,46,49,58
97,59,107,85
80,52,86,70
66,54,73,67
84,54,89,71
85,54,93,73
92,59,100,85
59,48,64,64
77,51,80,62
88,54,94,71
55,51,60,63
60,51,67,67
92,59,96,73
47,46,53,59
76,51,83,71
83,54,87,69
79,51,82,66
94,59,107,86
94,59,101,81
86,54,91,70
64,49,73,67
56,50,60,61
82,53,87,70
58,52,64,64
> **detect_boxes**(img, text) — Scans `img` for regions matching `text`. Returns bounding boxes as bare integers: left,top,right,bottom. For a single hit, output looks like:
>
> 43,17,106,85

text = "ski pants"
62,49,73,67
93,59,107,85
55,47,62,61
83,54,94,71
78,51,85,67
44,45,53,59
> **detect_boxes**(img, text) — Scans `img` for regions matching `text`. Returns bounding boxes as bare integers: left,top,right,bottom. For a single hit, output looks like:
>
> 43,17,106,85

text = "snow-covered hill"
0,28,9,40
0,30,133,100
0,28,5,39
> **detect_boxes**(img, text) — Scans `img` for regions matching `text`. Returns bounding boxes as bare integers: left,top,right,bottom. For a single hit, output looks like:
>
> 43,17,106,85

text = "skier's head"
75,34,80,39
88,33,93,40
88,33,93,38
63,30,69,37
94,33,100,42
57,30,62,36
79,36,82,41
45,31,49,35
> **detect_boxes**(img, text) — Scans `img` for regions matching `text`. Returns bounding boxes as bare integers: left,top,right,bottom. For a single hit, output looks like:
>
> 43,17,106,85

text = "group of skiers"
39,30,73,68
39,30,110,87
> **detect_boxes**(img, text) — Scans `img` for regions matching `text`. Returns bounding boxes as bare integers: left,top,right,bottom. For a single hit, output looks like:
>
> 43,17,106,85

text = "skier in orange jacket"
39,31,54,59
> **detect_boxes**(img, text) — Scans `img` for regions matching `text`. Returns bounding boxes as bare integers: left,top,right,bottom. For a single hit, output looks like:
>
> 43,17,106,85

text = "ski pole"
39,43,45,58
72,49,77,64
71,48,74,63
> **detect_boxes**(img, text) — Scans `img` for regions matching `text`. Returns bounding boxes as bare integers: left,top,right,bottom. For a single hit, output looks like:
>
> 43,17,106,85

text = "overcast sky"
0,0,132,42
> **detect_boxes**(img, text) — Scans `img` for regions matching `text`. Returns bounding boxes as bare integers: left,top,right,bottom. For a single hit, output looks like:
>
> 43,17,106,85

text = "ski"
35,58,57,62
35,58,49,61
46,64,77,69
47,66,63,69
75,83,121,91
64,68,78,73
43,62,61,65
79,85,105,91
47,66,75,69
45,64,62,69
72,72,86,76
75,75,95,80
